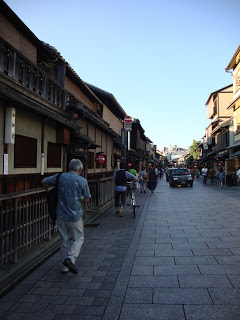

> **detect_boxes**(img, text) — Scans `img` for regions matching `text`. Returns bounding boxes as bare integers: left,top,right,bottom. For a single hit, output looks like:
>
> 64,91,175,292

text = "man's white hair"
69,159,83,171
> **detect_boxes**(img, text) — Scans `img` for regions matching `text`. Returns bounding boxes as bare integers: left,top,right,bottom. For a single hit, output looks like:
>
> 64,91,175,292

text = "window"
213,100,217,116
14,134,37,168
87,152,95,169
47,142,61,168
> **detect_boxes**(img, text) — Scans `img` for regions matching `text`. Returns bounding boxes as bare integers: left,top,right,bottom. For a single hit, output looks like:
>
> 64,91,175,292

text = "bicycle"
127,181,137,218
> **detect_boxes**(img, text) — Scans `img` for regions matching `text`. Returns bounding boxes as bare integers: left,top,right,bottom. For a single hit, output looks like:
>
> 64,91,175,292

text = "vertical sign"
5,107,16,144
41,153,44,175
3,153,8,175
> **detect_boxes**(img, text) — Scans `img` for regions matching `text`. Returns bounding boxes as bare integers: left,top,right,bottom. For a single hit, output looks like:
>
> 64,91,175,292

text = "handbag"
46,173,62,221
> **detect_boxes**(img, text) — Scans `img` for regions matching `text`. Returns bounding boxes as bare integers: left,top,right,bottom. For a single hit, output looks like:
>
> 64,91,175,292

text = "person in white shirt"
237,167,240,186
201,165,208,185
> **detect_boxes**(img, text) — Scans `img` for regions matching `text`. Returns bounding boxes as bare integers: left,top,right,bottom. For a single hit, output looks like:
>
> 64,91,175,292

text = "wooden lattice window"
14,134,37,168
88,152,95,169
47,142,61,168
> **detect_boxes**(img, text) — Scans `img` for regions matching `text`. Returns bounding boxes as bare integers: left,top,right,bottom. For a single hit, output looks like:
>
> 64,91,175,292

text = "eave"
85,83,127,119
226,45,240,70
205,84,233,105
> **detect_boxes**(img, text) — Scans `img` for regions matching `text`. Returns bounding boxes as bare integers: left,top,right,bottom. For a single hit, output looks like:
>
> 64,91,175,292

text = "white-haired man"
41,159,91,274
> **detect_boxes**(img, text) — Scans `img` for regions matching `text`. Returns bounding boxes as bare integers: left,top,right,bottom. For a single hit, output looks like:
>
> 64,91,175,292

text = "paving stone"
175,256,218,265
128,275,178,288
178,275,233,288
227,275,240,288
83,289,112,298
119,304,185,320
198,264,240,274
208,288,240,305
31,287,60,295
32,313,61,320
49,315,102,320
153,288,212,304
192,248,233,256
39,295,68,304
133,256,174,266
65,297,94,305
155,249,193,256
93,298,109,306
184,305,240,320
154,265,200,275
124,288,153,304
131,266,153,276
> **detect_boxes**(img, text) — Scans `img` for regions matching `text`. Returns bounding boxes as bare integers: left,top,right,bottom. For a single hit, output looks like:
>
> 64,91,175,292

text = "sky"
4,0,240,151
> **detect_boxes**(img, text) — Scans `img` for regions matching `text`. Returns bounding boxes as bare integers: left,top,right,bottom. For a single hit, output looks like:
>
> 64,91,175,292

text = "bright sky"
4,0,240,151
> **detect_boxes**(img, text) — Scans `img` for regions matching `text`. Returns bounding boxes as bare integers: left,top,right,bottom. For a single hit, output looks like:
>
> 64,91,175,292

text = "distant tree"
162,156,169,165
190,140,201,160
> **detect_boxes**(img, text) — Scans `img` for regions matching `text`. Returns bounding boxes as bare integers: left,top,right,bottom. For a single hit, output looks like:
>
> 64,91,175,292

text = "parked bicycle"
127,181,138,218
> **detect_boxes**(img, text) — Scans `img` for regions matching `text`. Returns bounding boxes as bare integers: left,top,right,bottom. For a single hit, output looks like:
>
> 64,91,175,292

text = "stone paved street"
1,176,240,320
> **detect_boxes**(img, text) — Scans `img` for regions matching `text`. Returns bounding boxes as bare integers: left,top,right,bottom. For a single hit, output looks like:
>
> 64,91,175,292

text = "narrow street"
1,176,240,320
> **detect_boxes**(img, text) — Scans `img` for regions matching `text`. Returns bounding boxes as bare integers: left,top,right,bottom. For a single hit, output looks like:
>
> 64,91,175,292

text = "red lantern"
95,155,105,165
128,163,132,168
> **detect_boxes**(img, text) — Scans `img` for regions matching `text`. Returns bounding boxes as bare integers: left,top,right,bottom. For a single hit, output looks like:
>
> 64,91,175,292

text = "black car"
169,168,193,187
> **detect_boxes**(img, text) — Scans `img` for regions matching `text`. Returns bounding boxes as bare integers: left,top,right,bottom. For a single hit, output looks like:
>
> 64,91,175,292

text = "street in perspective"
1,176,240,320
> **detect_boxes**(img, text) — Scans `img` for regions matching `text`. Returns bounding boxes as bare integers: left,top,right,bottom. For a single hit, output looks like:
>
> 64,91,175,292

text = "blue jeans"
57,217,84,269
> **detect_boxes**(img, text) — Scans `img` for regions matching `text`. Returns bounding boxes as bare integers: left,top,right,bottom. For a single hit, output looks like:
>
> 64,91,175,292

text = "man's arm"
41,179,50,192
125,171,137,181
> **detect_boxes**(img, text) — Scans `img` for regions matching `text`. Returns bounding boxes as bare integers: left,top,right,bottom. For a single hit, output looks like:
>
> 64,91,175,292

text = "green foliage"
190,140,201,160
162,156,168,165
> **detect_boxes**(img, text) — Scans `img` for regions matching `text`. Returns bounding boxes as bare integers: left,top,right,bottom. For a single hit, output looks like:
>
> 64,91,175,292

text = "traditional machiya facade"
203,85,233,176
225,45,240,181
129,119,150,173
84,83,127,172
0,1,124,266
0,2,78,196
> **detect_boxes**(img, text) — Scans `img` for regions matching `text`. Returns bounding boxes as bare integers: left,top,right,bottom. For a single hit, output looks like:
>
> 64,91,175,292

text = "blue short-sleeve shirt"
43,171,91,222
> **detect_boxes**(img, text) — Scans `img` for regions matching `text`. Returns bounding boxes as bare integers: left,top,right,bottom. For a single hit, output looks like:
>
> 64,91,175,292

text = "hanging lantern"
95,155,105,165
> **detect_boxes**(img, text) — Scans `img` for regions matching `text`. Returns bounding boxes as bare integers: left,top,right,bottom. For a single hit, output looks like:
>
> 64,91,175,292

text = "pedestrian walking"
190,166,195,181
41,159,91,274
138,166,148,193
128,164,137,176
114,162,137,217
217,167,224,188
237,167,240,186
209,168,216,185
201,165,208,185
148,168,157,193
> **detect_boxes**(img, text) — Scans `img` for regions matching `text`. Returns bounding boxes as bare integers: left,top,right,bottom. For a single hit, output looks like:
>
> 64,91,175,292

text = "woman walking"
148,168,157,193
217,167,224,188
138,166,148,193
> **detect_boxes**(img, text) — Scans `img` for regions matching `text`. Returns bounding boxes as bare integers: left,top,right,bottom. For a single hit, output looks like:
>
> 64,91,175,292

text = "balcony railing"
0,37,66,110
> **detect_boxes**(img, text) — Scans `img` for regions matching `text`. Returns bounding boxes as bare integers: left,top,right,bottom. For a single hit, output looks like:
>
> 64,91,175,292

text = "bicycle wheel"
132,205,136,219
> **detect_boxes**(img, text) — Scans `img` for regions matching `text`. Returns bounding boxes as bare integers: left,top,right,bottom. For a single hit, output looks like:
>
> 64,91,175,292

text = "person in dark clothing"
114,162,137,217
148,168,157,193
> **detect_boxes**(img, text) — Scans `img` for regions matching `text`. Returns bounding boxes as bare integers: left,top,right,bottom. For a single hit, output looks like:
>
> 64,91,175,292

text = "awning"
233,151,240,157
214,150,229,159
73,132,101,149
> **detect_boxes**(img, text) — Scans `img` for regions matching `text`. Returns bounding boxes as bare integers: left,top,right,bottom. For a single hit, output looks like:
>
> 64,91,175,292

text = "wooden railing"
0,177,114,265
0,189,53,265
0,37,66,110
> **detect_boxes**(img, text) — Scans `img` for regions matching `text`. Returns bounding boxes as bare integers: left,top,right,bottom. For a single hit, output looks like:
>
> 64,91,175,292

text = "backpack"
46,173,62,221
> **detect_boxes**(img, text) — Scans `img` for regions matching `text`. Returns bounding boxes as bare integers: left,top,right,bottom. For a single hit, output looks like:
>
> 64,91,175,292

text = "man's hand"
41,180,50,192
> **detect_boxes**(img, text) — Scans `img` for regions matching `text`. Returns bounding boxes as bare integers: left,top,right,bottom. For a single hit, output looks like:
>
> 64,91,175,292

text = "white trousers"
57,217,84,268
